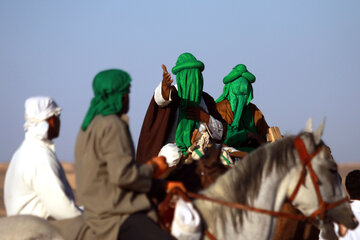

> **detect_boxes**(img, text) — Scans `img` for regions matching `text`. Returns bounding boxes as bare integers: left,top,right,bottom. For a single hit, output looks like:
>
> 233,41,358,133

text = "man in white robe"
4,96,82,220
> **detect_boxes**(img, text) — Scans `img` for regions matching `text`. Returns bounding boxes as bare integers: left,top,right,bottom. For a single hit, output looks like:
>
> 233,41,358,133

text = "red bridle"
288,137,349,220
162,137,349,239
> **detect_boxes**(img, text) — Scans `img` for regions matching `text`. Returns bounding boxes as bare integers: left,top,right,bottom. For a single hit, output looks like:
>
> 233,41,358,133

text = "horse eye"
329,168,337,174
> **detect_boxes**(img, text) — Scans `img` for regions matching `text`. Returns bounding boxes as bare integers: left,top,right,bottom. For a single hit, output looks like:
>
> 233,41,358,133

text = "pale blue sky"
0,1,359,163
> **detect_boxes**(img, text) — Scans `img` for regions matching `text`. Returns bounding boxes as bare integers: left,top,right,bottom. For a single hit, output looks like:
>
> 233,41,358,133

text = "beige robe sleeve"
100,117,153,193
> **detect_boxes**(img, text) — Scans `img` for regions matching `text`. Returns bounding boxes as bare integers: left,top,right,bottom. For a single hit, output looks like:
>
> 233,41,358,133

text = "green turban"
172,53,204,154
81,69,131,131
216,64,257,151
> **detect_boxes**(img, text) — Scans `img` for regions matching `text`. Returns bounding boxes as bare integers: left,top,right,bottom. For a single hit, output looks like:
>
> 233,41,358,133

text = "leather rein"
166,137,349,240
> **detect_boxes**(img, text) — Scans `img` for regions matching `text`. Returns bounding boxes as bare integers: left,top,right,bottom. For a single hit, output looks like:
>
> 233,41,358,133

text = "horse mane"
197,134,301,229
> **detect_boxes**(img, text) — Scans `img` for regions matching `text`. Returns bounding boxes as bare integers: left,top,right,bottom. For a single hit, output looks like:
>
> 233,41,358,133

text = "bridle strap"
290,137,348,220
309,197,349,219
289,166,307,202
186,191,309,221
289,137,323,203
204,230,217,240
168,187,308,221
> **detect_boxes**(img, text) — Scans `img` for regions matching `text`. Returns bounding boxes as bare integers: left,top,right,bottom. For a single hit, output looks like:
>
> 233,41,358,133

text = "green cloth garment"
171,53,204,154
81,69,131,131
216,64,257,151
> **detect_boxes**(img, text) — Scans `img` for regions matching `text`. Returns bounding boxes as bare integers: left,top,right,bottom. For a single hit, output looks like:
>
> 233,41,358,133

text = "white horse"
193,119,358,240
0,215,64,240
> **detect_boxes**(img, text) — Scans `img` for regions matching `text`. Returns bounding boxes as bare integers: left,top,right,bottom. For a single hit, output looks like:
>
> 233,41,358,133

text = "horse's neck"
234,166,289,240
197,160,296,240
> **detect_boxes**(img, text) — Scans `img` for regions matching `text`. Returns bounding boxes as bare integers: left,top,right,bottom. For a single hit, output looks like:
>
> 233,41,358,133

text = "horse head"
286,118,358,237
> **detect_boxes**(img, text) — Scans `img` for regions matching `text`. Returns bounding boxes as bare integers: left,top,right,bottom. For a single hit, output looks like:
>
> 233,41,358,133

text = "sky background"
0,1,359,163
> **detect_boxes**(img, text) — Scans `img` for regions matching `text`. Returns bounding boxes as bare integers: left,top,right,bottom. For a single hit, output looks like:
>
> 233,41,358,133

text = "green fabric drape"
216,64,257,151
171,53,204,154
81,69,131,131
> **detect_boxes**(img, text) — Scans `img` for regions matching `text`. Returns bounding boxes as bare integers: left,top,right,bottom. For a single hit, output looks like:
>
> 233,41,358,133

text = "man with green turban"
52,69,176,240
216,64,269,156
137,53,225,172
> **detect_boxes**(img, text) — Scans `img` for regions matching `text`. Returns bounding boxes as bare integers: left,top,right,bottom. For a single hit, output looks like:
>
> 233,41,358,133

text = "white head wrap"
171,198,202,240
24,96,61,140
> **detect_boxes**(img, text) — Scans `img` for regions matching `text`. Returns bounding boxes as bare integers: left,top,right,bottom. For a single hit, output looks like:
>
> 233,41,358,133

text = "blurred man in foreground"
4,96,81,220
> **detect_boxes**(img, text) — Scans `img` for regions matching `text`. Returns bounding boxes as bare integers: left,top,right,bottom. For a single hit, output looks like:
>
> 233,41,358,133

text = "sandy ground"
0,161,359,217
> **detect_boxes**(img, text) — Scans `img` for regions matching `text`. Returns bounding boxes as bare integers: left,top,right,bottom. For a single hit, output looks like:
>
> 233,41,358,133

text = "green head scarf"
172,53,205,154
216,64,255,129
81,69,131,131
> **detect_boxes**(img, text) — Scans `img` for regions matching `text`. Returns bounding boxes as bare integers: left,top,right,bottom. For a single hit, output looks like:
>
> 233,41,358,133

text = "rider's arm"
154,82,179,107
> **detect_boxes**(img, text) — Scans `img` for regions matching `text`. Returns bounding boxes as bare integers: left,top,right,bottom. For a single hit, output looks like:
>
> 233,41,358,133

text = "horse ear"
314,118,326,145
304,117,313,133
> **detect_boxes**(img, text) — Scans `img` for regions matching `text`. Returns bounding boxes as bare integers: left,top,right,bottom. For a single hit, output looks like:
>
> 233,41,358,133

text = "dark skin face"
117,94,129,117
46,115,60,140
122,94,129,114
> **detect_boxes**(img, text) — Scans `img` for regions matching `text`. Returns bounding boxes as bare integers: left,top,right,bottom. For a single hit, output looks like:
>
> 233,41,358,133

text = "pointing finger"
162,64,168,74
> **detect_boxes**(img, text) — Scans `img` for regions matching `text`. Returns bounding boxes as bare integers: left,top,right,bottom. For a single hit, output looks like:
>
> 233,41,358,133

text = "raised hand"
186,106,210,124
161,64,173,100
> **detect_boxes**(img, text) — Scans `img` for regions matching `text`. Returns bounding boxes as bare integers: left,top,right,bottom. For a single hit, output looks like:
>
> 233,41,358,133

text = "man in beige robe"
53,69,177,240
